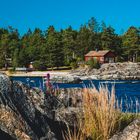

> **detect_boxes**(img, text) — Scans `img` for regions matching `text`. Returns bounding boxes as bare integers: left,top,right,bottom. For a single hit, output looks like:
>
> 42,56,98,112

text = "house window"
105,57,109,62
109,58,114,63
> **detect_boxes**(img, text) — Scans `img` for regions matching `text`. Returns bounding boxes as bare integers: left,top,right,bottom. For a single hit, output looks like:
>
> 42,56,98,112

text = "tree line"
0,17,140,70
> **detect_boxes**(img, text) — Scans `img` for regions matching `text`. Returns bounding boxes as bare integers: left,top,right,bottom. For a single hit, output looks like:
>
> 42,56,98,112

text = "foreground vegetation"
62,86,140,140
0,17,140,70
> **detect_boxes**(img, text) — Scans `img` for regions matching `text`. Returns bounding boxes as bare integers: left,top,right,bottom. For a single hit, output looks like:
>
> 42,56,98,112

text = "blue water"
11,76,140,112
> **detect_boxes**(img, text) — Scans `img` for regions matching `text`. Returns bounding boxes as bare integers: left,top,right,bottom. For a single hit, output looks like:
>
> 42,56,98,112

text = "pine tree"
122,26,140,62
61,26,77,65
46,26,64,69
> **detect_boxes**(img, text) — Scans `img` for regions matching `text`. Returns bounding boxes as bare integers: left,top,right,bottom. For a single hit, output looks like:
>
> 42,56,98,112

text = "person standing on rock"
45,73,53,95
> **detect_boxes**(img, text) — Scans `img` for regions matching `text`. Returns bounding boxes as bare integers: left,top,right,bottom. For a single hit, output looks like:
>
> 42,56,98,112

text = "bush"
86,59,100,69
70,61,78,70
8,68,15,74
117,56,125,62
0,60,5,69
137,56,140,62
33,60,47,71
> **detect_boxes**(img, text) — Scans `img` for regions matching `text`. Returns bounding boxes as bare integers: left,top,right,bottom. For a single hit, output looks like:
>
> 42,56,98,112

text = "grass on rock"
62,85,140,140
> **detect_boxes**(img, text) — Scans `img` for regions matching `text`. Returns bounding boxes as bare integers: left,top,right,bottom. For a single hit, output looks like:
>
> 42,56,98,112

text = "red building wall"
85,51,116,63
85,56,103,63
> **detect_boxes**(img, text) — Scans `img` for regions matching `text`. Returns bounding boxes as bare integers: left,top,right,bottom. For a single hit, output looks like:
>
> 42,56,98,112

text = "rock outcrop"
51,75,82,84
110,119,140,140
0,73,69,140
70,62,140,80
99,62,140,80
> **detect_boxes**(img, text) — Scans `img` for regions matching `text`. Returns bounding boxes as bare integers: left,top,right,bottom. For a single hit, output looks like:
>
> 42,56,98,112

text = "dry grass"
81,86,121,140
63,85,122,140
63,123,85,140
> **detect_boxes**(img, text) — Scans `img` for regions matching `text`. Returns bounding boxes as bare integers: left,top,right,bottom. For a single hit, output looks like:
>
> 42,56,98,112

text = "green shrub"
33,60,47,70
70,61,78,70
117,56,125,62
7,68,15,74
137,56,140,62
86,59,100,69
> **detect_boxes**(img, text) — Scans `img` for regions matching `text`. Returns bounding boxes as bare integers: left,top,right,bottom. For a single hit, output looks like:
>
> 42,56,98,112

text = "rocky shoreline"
0,73,84,140
70,62,140,80
0,73,140,140
0,73,64,140
3,63,140,84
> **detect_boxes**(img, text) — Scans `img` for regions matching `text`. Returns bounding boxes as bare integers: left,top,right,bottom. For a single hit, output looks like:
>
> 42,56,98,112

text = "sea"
11,76,140,112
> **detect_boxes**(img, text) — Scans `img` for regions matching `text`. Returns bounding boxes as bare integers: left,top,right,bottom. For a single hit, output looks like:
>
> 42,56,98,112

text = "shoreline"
1,62,140,80
3,71,70,77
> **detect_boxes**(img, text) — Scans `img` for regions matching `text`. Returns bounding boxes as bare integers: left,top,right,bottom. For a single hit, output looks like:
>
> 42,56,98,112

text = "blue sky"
0,0,140,35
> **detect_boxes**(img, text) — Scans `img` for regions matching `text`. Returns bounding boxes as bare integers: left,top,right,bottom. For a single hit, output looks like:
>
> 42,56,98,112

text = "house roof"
85,50,110,57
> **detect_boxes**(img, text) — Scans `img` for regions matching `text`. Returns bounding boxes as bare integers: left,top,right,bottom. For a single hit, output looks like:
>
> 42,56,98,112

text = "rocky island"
70,62,140,80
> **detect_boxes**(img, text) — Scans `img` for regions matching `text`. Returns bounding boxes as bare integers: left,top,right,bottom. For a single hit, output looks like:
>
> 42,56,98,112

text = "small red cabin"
85,50,116,64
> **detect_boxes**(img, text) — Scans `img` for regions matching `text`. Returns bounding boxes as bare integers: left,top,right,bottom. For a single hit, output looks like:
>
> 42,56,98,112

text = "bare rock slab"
110,119,140,140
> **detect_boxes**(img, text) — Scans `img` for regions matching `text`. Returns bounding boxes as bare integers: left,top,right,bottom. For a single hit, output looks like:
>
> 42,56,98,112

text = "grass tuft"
63,85,140,140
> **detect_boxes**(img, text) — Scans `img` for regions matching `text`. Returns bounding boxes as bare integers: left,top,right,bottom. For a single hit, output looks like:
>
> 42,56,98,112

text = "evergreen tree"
61,26,77,65
76,25,91,60
101,21,107,32
122,26,140,62
46,26,64,69
101,26,121,53
0,17,140,69
88,17,100,33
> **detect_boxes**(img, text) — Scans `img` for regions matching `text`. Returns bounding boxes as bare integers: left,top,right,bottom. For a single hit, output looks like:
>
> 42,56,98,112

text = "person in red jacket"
45,73,53,94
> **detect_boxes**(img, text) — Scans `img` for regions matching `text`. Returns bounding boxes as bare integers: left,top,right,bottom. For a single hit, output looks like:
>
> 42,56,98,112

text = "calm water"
11,76,140,112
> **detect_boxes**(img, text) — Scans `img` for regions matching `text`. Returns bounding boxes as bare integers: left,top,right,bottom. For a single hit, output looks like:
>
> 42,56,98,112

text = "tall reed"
63,85,122,140
81,86,121,140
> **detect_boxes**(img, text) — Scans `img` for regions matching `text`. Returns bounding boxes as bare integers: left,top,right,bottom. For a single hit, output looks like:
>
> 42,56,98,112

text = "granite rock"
110,119,140,140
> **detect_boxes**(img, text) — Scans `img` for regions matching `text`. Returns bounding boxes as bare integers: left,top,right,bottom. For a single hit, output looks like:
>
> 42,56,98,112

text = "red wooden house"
85,50,116,64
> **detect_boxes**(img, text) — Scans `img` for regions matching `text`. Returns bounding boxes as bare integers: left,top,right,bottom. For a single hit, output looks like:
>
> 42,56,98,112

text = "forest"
0,17,140,70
